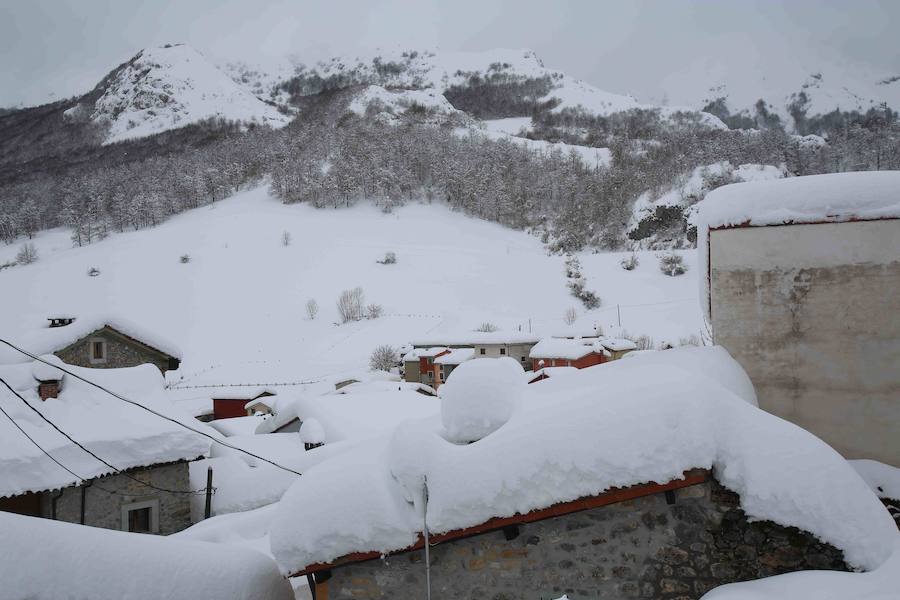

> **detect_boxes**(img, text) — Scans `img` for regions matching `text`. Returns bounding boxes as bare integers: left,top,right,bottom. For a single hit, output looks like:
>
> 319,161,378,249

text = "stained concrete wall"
709,219,900,464
316,481,847,600
40,462,193,534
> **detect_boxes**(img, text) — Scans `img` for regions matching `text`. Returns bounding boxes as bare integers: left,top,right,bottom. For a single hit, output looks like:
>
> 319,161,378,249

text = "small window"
121,499,159,534
479,348,486,355
500,348,506,355
89,338,107,364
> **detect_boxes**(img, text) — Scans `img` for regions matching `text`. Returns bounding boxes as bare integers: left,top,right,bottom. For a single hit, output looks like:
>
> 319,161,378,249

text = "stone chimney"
38,379,61,400
48,316,76,328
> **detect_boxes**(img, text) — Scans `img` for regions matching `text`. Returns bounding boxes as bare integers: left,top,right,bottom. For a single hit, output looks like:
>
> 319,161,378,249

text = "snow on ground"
701,540,900,600
0,510,294,600
482,117,534,136
348,84,460,121
269,347,897,575
0,185,704,398
468,126,613,169
89,44,289,144
851,459,900,500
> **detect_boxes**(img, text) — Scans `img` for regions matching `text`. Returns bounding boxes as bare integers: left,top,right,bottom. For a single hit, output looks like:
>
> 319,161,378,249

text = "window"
121,499,159,534
479,348,486,355
500,348,506,355
89,338,107,364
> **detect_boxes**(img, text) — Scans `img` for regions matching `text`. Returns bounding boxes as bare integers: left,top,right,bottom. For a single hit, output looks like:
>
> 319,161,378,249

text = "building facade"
54,325,181,374
708,218,900,464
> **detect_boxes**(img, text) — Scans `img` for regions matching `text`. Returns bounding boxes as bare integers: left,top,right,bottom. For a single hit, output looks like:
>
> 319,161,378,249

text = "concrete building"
698,172,900,465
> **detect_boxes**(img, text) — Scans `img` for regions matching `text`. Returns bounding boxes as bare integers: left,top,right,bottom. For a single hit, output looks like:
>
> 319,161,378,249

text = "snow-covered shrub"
179,254,191,264
658,252,687,276
337,287,365,323
305,298,318,320
439,357,525,443
87,267,101,277
564,307,578,326
475,322,498,333
366,303,384,319
620,254,639,271
564,254,582,279
369,344,398,372
377,251,397,264
623,332,654,351
281,230,291,247
15,243,38,265
0,260,15,271
568,278,601,309
679,334,701,347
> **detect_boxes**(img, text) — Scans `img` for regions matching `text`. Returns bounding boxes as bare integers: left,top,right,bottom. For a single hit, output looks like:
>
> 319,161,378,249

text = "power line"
0,338,303,477
0,375,206,496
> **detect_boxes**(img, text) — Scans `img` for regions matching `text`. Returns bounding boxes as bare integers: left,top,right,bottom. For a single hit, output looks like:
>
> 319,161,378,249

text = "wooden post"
204,466,213,520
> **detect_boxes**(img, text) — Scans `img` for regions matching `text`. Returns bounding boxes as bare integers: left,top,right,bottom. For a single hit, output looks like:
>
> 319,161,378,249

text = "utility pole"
423,476,432,600
617,304,621,328
204,466,213,520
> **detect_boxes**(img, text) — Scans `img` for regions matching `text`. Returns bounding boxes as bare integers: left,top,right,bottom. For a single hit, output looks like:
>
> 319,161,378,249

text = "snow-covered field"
0,186,702,384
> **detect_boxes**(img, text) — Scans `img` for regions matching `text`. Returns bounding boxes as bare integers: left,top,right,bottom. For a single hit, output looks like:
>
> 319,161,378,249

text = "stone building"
697,172,900,465
297,473,849,600
53,323,181,374
0,358,209,535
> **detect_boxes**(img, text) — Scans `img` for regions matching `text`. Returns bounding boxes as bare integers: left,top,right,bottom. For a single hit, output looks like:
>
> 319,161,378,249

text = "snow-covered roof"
269,346,895,575
208,387,276,401
412,346,449,358
0,361,210,498
0,315,182,365
529,337,599,360
599,337,638,352
299,418,326,445
696,171,900,230
694,171,900,322
208,415,267,438
411,332,541,347
0,511,293,600
527,366,578,382
434,347,475,365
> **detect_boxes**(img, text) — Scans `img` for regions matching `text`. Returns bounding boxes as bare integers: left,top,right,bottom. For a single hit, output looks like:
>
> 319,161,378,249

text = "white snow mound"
439,357,525,442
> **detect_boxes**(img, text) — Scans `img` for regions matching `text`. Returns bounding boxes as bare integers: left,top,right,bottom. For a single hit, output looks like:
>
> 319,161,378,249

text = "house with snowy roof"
0,356,209,535
1,316,182,374
695,171,900,465
210,387,277,420
266,349,898,599
433,347,474,387
411,332,541,371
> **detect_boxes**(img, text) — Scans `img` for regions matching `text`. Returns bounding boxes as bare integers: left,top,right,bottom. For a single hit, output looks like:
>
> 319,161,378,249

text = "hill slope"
0,186,701,381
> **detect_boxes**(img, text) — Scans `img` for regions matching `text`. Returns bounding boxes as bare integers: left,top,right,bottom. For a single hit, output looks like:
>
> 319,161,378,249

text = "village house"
210,387,277,420
434,347,475,387
269,348,897,599
0,316,182,375
529,336,638,375
697,172,900,465
0,357,209,535
402,346,450,386
410,332,541,373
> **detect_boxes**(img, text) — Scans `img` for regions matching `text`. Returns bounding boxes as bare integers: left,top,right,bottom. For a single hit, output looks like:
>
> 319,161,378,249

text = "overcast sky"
2,0,898,108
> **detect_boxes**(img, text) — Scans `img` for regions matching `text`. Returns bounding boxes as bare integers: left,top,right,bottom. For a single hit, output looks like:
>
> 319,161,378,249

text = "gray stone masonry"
55,328,174,373
318,480,848,600
40,461,193,535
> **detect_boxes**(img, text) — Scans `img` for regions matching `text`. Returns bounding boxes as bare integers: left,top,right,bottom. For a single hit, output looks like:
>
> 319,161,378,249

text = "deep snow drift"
269,347,896,575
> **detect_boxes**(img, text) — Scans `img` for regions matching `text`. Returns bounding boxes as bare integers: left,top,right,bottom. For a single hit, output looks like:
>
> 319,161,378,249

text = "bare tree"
15,242,38,265
306,298,319,320
366,303,384,319
475,322,498,332
282,230,292,246
337,287,365,323
369,344,398,372
564,306,578,326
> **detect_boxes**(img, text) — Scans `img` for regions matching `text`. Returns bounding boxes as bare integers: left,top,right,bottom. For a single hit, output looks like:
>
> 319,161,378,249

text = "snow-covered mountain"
223,47,725,128
68,44,291,144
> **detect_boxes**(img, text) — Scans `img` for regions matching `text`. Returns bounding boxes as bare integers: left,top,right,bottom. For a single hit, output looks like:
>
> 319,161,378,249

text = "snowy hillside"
73,44,291,144
0,187,702,384
224,47,724,126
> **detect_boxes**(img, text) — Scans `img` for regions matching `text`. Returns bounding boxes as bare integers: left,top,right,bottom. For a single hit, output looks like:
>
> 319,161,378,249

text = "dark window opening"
92,341,105,360
128,507,152,533
500,348,506,355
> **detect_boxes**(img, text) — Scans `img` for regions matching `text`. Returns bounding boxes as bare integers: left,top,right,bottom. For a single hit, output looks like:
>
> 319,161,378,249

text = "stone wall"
55,328,174,373
315,480,847,600
41,461,193,535
709,219,900,464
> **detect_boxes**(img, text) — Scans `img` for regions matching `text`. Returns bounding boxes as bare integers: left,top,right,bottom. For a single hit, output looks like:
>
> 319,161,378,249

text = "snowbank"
701,540,900,600
694,171,900,322
851,459,900,500
439,357,525,442
299,418,326,445
530,337,600,360
269,347,895,574
0,511,293,600
0,361,209,498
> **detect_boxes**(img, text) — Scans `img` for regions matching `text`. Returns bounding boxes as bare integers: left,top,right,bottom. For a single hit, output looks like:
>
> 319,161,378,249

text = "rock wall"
315,480,848,600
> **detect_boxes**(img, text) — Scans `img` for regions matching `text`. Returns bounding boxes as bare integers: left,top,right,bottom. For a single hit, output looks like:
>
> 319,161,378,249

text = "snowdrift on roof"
269,346,895,575
0,511,293,600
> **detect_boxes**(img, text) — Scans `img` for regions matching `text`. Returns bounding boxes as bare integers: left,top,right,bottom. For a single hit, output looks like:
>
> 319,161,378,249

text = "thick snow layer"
189,455,296,517
0,186,705,398
701,540,900,600
0,314,182,365
851,459,900,500
439,357,525,442
92,44,289,144
208,415,266,437
529,337,598,360
0,510,293,600
466,126,613,170
31,353,66,381
0,361,209,498
299,418,326,444
270,347,895,574
347,84,459,123
694,171,900,322
433,347,475,365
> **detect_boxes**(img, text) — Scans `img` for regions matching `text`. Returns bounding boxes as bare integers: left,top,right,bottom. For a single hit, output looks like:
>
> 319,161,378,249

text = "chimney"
48,316,76,328
38,379,61,400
